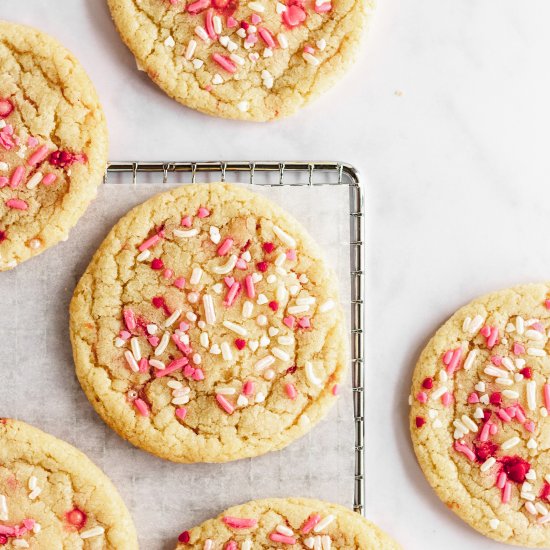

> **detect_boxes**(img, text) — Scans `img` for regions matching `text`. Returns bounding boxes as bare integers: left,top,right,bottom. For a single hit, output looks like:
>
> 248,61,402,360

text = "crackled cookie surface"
410,283,550,547
107,0,373,120
173,498,399,549
70,183,346,463
0,21,108,271
0,419,137,549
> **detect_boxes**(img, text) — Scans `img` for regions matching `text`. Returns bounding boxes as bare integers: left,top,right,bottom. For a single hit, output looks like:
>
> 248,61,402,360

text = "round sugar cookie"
410,283,550,547
0,419,138,549
107,0,374,121
173,497,400,549
70,182,346,463
0,21,108,271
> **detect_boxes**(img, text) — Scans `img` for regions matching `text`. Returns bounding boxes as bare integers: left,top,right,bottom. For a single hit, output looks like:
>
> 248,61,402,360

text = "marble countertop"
4,1,550,548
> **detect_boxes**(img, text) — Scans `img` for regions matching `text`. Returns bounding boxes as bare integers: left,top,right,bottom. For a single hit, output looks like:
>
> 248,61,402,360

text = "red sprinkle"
501,456,531,483
262,242,275,253
415,416,426,428
268,300,279,312
151,258,164,270
178,531,191,543
257,261,268,272
520,367,533,379
489,392,502,405
0,231,6,243
234,338,246,350
66,508,87,529
422,377,433,389
49,150,85,168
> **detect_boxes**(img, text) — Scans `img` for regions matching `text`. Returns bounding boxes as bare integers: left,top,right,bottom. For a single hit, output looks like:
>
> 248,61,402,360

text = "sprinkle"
0,495,7,521
313,515,335,533
155,332,171,356
454,441,476,461
6,198,28,210
257,314,268,326
480,457,496,472
237,101,249,112
217,237,234,256
190,267,203,285
305,361,322,386
270,533,297,544
212,254,238,274
488,519,500,530
272,225,296,247
42,172,57,185
528,347,546,357
80,526,105,539
124,350,140,372
255,355,275,372
223,320,247,336
164,309,182,328
527,380,537,410
319,300,335,313
222,516,258,529
203,294,216,324
245,275,255,298
221,341,233,361
174,228,199,238
243,301,254,318
431,386,448,400
27,144,49,166
285,383,297,399
272,347,290,361
216,394,235,414
502,436,520,450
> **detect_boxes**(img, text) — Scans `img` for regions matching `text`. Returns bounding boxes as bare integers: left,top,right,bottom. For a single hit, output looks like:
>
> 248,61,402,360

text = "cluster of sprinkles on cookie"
0,97,86,267
160,0,331,112
115,200,338,422
411,293,550,535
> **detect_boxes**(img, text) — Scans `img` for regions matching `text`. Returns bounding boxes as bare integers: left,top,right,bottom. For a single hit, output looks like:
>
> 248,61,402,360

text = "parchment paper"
0,180,354,549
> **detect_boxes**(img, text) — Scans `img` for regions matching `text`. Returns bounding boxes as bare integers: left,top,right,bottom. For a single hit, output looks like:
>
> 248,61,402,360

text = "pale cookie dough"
0,418,138,549
70,183,346,463
0,21,108,271
173,497,400,548
107,0,374,121
410,283,550,547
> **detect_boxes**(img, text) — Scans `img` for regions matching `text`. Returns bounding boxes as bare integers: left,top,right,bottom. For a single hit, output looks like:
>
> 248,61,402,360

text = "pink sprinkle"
139,233,161,251
211,53,237,73
174,277,186,289
6,198,28,210
332,384,340,396
222,516,258,529
300,514,321,534
480,325,491,337
442,350,453,365
315,1,331,12
27,136,38,148
27,144,49,166
416,391,427,404
304,44,315,54
205,8,217,39
163,268,173,279
187,0,210,13
283,316,296,329
224,276,235,287
243,380,255,396
138,358,149,373
216,394,235,414
515,406,526,424
543,383,550,412
533,322,544,332
479,421,492,442
218,237,234,256
467,392,479,404
175,407,187,420
269,533,297,545
134,398,150,417
545,299,550,310
487,326,499,349
297,316,311,329
183,365,196,377
245,275,255,298
0,176,8,187
192,368,205,381
286,249,297,260
441,391,453,406
490,423,498,435
197,207,210,218
225,543,238,550
498,409,512,422
446,348,462,375
235,258,248,270
525,420,535,433
227,16,237,27
285,383,297,400
513,342,525,356
505,406,516,418
42,173,57,185
224,282,240,307
123,308,137,331
454,441,475,461
502,481,512,504
251,13,261,24
119,330,131,340
258,27,276,48
9,165,25,188
282,3,306,27
496,472,507,489
155,357,188,378
181,215,193,227
148,336,160,347
490,355,502,366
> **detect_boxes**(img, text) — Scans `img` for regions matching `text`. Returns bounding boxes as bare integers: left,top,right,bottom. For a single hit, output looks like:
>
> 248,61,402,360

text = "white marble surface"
3,0,550,548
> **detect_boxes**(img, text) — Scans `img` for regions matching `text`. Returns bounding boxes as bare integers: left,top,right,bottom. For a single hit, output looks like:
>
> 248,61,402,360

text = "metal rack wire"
104,161,365,515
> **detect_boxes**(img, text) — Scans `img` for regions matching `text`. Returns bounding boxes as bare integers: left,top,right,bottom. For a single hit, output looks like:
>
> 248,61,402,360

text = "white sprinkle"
193,353,202,365
174,228,199,238
268,327,279,337
172,395,190,405
237,395,249,407
467,315,485,334
306,361,322,386
193,59,204,69
185,39,197,59
190,267,203,285
319,300,335,313
273,225,296,247
432,419,442,429
28,486,41,500
237,101,249,112
248,340,259,352
195,25,210,42
272,347,290,361
251,272,263,283
303,52,320,65
526,329,543,341
237,28,247,38
209,226,221,244
473,407,485,419
164,309,181,328
81,526,105,539
221,341,233,361
495,377,513,386
167,380,183,389
480,457,496,472
13,541,29,548
488,519,500,530
0,494,8,521
259,335,270,347
249,0,265,10
230,53,245,66
124,350,140,372
461,415,478,432
114,337,125,348
213,14,222,34
256,392,266,403
243,300,254,318
277,32,288,48
304,538,315,549
542,407,549,418
164,35,175,48
147,324,158,335
501,357,515,372
217,387,236,395
474,381,486,392
502,436,520,450
528,347,546,357
276,525,294,536
210,343,221,355
186,311,198,321
484,365,509,378
212,73,224,85
257,314,267,326
200,332,210,348
525,501,537,515
276,285,288,303
439,370,448,382
431,386,448,400
212,283,223,294
480,394,490,405
137,250,151,262
288,304,310,315
526,468,537,480
453,419,469,434
255,355,275,372
203,294,216,325
241,540,252,550
502,389,519,399
155,332,170,356
516,316,525,334
0,161,7,171
212,254,237,274
223,320,247,336
527,380,537,410
128,337,140,361
316,38,327,51
313,515,335,533
296,296,316,306
26,171,43,190
536,503,549,516
278,335,294,346
276,2,287,13
257,293,268,305
321,536,331,550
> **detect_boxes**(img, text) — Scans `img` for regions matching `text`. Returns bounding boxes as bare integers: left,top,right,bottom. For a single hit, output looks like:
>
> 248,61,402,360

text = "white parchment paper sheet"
0,181,353,549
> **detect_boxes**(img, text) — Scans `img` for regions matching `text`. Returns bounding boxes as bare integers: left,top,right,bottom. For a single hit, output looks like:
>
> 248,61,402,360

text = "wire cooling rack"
104,160,366,515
